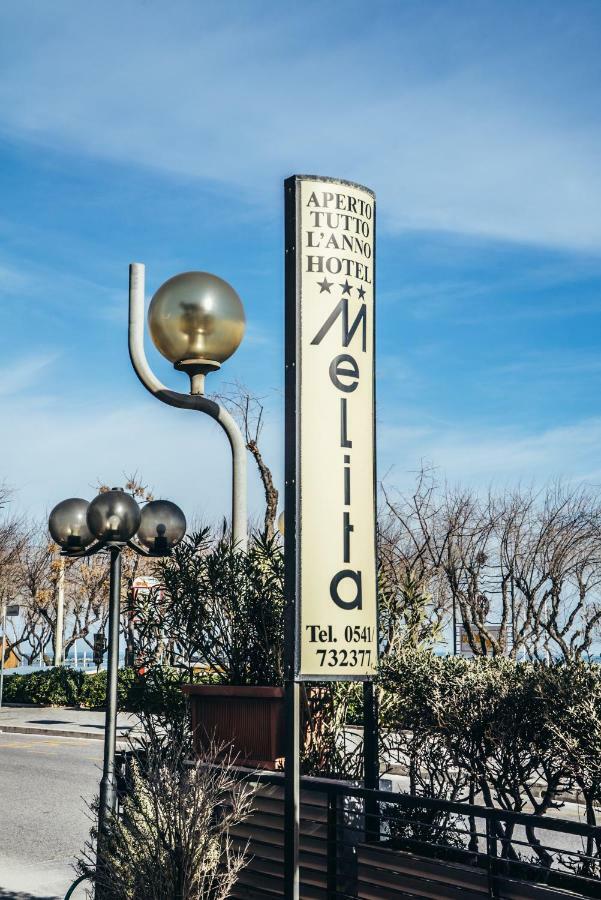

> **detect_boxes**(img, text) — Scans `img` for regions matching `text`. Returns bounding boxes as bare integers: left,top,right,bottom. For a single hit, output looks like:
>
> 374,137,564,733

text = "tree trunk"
247,439,279,539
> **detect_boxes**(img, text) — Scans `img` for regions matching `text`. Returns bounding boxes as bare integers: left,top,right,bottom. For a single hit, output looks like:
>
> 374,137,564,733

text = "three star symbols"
316,277,367,298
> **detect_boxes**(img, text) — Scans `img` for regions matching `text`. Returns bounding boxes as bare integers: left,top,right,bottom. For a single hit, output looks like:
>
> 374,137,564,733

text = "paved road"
0,732,101,899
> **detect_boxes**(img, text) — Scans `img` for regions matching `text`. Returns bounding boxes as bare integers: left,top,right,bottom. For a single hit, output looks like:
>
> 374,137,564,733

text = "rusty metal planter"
182,684,285,770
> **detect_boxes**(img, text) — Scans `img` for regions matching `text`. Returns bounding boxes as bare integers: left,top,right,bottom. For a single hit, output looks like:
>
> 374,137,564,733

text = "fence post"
363,681,380,843
485,814,499,899
327,787,338,899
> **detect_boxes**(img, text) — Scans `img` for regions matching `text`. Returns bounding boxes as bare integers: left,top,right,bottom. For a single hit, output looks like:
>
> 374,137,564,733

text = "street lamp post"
48,490,186,839
128,263,248,550
54,556,65,666
0,603,7,709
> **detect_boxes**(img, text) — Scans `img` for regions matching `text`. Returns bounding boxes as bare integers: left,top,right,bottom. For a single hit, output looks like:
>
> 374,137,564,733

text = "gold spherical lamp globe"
148,272,245,390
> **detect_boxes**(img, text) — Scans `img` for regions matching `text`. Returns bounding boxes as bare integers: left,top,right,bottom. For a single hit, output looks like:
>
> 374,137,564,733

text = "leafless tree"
0,487,30,660
383,471,601,660
7,526,109,664
0,485,25,603
378,488,449,657
215,381,279,538
503,483,601,660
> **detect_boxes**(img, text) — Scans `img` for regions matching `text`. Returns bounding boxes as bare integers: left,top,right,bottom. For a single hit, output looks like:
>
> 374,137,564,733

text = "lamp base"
175,358,221,395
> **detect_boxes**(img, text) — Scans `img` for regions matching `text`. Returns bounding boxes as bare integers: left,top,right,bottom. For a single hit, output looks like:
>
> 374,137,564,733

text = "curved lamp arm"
61,538,108,559
128,263,247,551
126,538,173,558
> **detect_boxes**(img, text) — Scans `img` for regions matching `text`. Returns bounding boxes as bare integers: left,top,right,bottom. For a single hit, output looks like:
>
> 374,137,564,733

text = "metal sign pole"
283,679,300,897
283,176,300,900
363,680,379,841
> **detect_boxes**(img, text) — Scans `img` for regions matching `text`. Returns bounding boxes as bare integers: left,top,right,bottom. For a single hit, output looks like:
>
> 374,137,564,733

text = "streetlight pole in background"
128,263,248,550
54,556,65,666
0,603,6,709
0,602,20,707
452,594,458,655
99,543,123,825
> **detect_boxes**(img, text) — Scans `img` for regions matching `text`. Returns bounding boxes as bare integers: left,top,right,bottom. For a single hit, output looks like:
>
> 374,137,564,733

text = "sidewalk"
0,704,139,741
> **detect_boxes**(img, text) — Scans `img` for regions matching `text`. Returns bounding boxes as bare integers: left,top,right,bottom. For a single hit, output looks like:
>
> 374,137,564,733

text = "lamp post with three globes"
48,488,186,838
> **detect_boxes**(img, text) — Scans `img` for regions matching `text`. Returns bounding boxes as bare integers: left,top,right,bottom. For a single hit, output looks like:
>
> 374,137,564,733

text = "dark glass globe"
137,500,186,554
87,488,141,543
48,498,94,550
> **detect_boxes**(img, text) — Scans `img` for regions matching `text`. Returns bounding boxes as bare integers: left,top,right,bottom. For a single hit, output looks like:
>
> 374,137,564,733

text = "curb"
0,724,135,741
0,701,108,710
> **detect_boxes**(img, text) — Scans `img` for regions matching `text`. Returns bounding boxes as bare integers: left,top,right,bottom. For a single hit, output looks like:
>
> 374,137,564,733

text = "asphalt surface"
0,732,100,899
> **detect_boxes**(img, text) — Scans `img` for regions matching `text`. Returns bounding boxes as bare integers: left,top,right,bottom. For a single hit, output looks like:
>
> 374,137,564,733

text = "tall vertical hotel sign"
285,175,378,680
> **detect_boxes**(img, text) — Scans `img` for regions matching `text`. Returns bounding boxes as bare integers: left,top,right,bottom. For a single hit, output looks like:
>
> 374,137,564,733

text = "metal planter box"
182,684,285,770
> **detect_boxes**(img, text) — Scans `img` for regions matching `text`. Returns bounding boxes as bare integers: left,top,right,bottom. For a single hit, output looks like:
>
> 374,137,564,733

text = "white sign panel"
285,175,378,679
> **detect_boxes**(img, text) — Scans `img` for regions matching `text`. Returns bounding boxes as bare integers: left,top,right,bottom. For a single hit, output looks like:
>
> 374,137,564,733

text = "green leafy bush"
1,666,187,714
138,531,285,686
124,666,189,719
378,650,601,867
3,666,84,706
384,792,466,861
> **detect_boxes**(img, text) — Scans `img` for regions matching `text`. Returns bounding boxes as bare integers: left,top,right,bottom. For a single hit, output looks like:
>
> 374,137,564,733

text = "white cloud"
4,382,600,526
0,353,59,397
379,416,601,493
0,2,600,252
1,393,282,526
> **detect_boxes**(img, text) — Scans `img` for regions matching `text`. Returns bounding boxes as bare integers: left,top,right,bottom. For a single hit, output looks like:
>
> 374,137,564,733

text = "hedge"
1,665,187,713
378,650,601,813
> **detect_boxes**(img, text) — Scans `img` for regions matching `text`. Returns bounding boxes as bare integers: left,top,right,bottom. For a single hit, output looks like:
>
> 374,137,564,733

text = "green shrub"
2,667,84,706
377,651,601,871
142,531,285,687
378,650,601,822
2,673,26,703
77,670,108,708
124,666,187,718
1,666,186,715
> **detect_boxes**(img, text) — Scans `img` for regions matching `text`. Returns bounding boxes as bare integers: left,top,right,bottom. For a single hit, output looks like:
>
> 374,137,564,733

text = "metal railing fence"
115,751,601,899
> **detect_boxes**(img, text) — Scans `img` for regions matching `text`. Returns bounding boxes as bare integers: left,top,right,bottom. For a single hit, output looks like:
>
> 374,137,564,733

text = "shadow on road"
28,719,72,725
0,891,59,900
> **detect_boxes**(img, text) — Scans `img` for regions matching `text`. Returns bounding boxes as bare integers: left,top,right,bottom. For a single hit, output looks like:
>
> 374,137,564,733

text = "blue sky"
1,0,600,523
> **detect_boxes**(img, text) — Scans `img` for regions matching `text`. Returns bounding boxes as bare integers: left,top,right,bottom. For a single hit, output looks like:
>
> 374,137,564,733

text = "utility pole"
0,602,6,709
54,556,65,666
452,594,458,655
